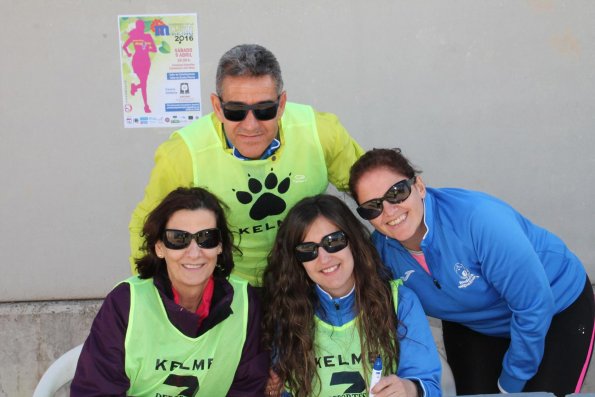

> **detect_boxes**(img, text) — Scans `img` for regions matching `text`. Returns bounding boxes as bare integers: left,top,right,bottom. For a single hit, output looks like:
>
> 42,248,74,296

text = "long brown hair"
262,195,399,396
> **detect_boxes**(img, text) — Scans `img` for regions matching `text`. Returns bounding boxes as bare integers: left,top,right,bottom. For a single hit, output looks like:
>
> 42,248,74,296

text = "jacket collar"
420,188,434,248
314,284,357,326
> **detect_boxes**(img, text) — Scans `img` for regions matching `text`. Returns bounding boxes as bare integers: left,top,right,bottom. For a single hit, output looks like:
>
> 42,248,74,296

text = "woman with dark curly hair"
72,187,269,396
262,194,441,397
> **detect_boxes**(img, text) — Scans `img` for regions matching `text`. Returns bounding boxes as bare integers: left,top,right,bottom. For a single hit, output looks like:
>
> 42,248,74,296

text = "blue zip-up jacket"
373,187,586,393
314,283,442,397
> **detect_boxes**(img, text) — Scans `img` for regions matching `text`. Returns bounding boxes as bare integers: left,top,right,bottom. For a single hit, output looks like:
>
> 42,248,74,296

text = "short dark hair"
216,44,284,96
135,187,235,279
349,148,422,203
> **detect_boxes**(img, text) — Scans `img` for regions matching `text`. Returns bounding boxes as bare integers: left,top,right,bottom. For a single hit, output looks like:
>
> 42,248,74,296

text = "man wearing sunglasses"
130,44,363,286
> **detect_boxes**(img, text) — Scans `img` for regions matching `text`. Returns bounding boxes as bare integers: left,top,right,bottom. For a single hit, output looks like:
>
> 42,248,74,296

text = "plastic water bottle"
369,355,383,397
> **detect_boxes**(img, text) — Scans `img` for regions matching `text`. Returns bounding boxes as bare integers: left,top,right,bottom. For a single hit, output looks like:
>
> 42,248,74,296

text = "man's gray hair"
216,44,284,97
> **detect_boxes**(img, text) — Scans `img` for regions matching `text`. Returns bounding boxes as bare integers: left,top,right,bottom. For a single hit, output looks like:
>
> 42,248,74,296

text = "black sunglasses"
356,177,417,220
218,96,280,122
162,228,221,250
295,231,349,263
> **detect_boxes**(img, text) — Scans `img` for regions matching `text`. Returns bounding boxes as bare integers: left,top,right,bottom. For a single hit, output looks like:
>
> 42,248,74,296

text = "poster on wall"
118,13,201,128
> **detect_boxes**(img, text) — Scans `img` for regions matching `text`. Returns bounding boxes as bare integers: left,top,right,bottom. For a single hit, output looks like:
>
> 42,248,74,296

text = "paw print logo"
234,170,291,221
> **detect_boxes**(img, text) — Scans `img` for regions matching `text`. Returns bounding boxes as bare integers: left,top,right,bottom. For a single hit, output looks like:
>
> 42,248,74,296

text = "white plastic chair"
33,343,83,397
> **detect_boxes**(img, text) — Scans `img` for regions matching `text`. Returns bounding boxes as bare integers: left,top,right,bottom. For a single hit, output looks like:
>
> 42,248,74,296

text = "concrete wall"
1,0,594,395
0,300,100,396
1,0,594,303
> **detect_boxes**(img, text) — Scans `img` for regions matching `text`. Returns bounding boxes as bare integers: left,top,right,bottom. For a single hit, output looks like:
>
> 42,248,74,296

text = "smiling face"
354,167,427,251
155,209,221,299
211,75,286,159
300,216,355,298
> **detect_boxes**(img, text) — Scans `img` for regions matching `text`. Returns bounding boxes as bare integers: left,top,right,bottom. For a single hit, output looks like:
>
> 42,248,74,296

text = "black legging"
442,277,595,397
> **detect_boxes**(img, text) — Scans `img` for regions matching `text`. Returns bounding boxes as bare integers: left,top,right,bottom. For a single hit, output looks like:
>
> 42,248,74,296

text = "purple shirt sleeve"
227,285,270,396
71,282,130,396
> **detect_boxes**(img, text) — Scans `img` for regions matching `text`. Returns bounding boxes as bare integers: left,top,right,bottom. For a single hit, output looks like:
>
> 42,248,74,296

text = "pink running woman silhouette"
122,19,156,113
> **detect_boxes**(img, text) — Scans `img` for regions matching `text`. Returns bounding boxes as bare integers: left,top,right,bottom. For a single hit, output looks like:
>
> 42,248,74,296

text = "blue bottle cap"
373,356,382,371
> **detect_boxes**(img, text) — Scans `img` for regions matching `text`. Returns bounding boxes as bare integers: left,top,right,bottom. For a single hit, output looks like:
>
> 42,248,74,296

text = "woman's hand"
265,368,284,396
371,375,420,397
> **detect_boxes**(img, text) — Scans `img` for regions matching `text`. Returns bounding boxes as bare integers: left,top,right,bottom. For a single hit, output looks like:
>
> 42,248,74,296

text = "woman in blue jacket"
262,194,441,397
349,148,594,397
